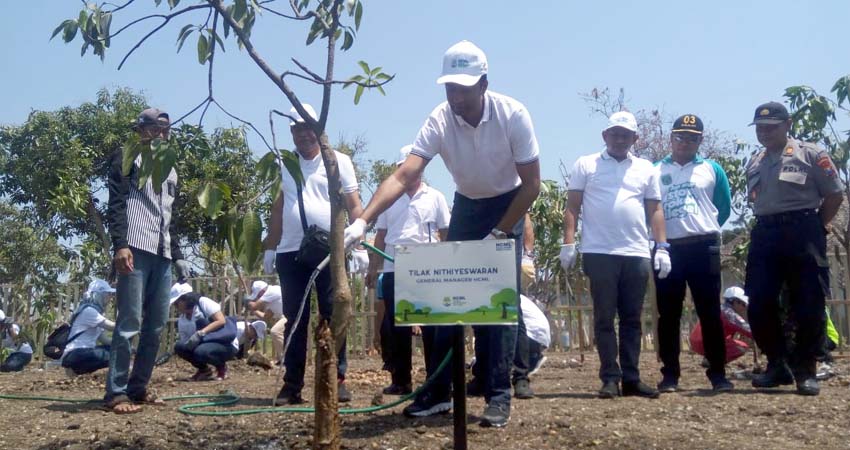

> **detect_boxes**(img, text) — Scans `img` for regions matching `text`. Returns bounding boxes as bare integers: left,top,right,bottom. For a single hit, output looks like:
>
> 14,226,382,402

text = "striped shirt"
107,149,183,260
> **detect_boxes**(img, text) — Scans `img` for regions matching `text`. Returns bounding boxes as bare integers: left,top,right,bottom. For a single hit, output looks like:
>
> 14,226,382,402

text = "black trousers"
654,234,726,381
746,213,829,378
381,272,412,386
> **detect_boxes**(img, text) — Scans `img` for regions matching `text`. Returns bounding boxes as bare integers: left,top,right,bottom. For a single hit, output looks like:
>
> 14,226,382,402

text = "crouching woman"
170,283,237,381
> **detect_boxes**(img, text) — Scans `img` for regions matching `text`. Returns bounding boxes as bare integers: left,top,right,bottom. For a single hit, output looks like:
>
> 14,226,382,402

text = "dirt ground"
1,349,849,450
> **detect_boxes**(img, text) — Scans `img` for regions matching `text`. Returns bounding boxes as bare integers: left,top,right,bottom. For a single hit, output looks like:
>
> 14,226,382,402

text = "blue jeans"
175,342,236,370
276,251,347,393
106,248,171,401
425,189,524,409
63,346,111,375
0,352,32,372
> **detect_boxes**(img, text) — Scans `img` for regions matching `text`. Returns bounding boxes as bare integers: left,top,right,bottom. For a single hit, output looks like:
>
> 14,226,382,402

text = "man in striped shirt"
105,108,190,414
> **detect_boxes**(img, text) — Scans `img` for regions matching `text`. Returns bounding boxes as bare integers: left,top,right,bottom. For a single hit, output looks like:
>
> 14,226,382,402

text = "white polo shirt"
257,285,283,317
277,150,359,253
657,155,731,240
375,182,451,272
410,90,540,199
569,151,661,258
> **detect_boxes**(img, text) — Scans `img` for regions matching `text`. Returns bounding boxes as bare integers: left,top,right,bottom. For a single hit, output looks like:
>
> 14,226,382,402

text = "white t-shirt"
277,150,359,253
569,151,661,258
2,324,32,354
176,296,222,344
410,91,540,199
376,183,451,272
521,295,550,348
257,285,283,317
63,306,109,355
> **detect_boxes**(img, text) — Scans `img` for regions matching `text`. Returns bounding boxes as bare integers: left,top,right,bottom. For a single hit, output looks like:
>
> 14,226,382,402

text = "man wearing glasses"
654,114,734,393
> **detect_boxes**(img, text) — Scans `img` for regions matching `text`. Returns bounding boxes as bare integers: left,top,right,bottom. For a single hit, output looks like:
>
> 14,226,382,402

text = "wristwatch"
490,228,508,239
655,242,671,251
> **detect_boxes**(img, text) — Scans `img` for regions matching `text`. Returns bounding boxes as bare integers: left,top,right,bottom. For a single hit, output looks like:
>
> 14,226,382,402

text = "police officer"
745,101,843,396
654,114,734,393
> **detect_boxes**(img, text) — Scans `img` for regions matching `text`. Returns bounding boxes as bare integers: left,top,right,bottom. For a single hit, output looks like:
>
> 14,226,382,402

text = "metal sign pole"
452,325,467,450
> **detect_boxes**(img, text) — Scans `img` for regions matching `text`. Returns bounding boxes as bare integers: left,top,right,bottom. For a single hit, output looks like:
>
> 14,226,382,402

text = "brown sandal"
130,390,166,406
104,395,142,414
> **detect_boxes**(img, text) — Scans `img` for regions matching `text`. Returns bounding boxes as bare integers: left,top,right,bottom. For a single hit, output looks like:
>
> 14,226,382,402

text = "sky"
2,1,849,204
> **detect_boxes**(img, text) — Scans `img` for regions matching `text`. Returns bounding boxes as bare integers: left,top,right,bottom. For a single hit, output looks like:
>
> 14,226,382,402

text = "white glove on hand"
483,233,496,240
559,244,577,270
263,250,276,275
350,249,369,275
654,248,672,279
343,218,367,250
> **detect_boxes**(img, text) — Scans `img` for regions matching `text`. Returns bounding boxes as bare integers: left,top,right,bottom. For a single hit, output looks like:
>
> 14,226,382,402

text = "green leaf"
63,21,79,43
354,84,364,105
197,33,209,64
256,151,281,184
279,150,304,187
357,60,369,74
354,1,363,30
100,12,112,47
223,6,233,38
233,0,248,21
51,20,74,40
235,208,262,272
212,29,225,53
168,0,181,8
176,24,194,52
341,30,353,51
122,135,144,176
197,181,230,218
376,84,386,96
370,66,382,75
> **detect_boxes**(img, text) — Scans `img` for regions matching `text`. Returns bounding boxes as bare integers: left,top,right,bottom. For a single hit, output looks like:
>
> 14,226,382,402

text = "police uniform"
745,103,842,392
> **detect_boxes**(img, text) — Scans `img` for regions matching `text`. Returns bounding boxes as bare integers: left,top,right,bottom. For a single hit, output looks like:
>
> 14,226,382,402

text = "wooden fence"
2,274,848,361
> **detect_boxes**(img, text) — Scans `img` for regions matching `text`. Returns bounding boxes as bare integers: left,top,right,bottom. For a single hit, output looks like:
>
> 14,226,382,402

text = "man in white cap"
345,41,540,427
561,111,670,399
366,144,451,396
61,279,117,376
263,103,363,405
245,280,285,363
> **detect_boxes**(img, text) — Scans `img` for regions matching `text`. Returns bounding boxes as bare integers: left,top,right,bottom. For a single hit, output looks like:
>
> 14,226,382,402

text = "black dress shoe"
657,376,678,393
796,378,820,396
598,381,620,399
752,361,793,388
382,383,413,395
622,381,660,399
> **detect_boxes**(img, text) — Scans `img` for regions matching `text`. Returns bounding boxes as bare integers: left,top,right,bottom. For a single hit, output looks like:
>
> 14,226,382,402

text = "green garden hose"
0,349,452,416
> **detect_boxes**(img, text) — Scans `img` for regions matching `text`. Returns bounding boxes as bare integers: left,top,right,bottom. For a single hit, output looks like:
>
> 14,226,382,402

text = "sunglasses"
673,134,701,144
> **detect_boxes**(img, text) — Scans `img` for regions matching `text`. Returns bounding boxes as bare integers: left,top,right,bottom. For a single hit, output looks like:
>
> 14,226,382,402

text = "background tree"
490,288,516,319
53,2,392,447
396,300,414,322
784,75,850,297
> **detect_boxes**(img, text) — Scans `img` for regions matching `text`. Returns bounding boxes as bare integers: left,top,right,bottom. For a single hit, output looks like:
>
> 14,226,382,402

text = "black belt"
756,209,818,226
668,233,720,246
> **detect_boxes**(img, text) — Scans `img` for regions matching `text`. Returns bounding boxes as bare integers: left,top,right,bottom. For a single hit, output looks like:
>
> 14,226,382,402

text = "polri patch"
661,174,673,186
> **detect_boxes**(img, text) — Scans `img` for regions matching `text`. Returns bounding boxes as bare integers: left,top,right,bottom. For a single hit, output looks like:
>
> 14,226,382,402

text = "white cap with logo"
169,282,193,305
723,286,748,305
250,280,269,300
86,278,116,296
249,320,267,341
605,111,638,132
436,40,488,87
289,103,318,126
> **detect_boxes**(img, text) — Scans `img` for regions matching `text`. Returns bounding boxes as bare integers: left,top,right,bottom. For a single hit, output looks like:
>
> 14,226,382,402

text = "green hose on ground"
0,349,452,416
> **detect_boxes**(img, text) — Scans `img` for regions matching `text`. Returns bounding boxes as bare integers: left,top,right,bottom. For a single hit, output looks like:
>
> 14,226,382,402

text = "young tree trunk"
313,133,352,450
313,319,340,450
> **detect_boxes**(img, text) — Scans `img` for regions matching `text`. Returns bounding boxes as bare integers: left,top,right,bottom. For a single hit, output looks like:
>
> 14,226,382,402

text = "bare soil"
1,350,849,450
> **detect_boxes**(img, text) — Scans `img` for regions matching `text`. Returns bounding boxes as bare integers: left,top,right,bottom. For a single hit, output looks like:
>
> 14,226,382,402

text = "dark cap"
749,102,789,126
132,108,170,130
672,114,704,135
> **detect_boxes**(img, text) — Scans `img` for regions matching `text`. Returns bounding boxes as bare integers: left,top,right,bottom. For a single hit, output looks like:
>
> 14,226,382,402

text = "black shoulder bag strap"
295,173,309,233
66,304,97,346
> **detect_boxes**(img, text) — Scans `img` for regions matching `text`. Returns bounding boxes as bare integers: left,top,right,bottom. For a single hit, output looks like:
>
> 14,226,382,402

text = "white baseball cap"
86,278,116,295
605,111,638,132
250,280,269,300
723,286,748,305
396,144,414,166
250,320,267,341
169,282,193,305
289,103,318,125
436,40,488,87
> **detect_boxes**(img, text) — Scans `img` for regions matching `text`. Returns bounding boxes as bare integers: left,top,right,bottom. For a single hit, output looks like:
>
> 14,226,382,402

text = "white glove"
350,249,369,275
343,218,367,250
263,250,276,274
559,244,577,270
654,248,672,279
483,233,497,240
